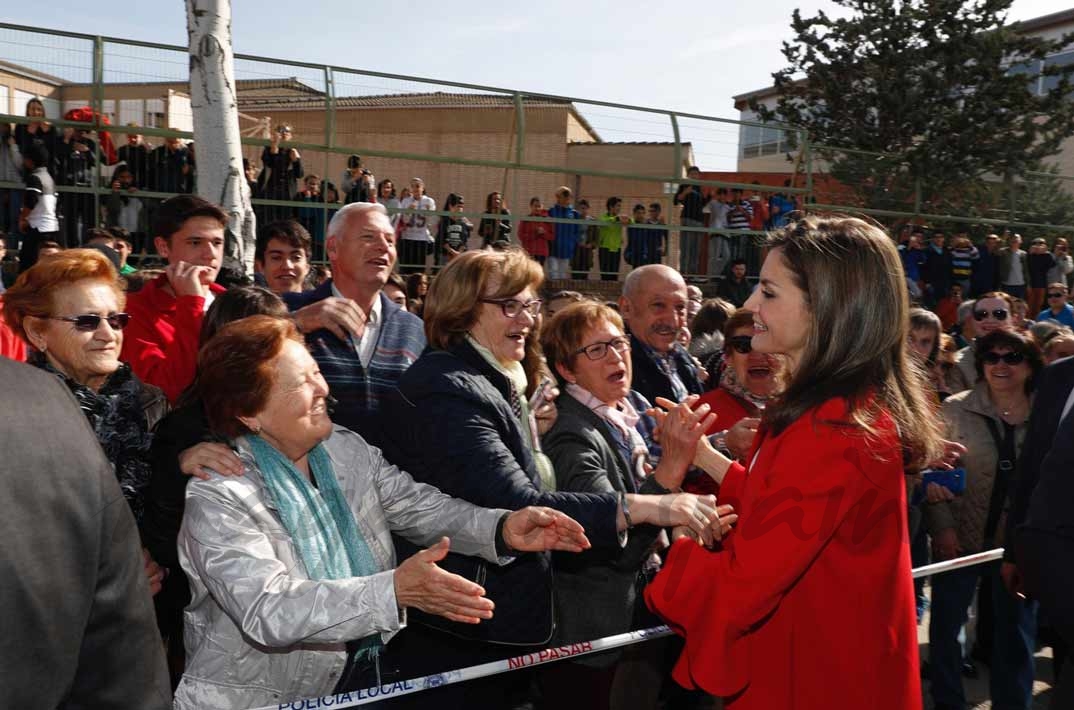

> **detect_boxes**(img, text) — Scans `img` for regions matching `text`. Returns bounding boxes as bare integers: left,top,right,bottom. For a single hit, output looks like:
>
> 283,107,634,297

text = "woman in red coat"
646,215,944,709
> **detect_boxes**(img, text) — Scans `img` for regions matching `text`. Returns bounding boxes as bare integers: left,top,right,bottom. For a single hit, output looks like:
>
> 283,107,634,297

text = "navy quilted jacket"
381,339,620,645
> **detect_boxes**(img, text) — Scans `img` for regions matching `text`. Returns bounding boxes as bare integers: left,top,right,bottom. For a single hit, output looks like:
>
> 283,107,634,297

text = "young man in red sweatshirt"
120,195,227,403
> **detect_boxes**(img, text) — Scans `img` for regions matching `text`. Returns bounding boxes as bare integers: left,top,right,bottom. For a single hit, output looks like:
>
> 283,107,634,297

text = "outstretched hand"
393,537,494,624
503,507,591,553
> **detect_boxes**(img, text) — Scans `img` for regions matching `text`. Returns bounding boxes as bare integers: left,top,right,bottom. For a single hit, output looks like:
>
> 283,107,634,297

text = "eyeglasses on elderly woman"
480,298,542,318
49,313,131,332
573,335,630,361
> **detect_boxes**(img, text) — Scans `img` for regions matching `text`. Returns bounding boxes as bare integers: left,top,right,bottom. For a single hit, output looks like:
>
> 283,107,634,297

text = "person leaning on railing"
172,314,591,710
377,248,730,710
539,300,737,709
924,329,1042,710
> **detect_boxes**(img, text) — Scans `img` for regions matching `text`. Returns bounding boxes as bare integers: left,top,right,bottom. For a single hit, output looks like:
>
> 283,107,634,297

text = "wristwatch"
620,491,634,529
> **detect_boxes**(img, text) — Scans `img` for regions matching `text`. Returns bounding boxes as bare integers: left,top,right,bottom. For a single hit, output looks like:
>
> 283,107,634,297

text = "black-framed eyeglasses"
480,298,542,318
980,351,1025,366
727,335,753,354
49,313,131,332
973,308,1008,321
1048,292,1066,299
574,336,630,361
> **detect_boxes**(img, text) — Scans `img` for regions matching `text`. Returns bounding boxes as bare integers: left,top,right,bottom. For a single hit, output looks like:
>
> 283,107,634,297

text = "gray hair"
621,264,683,302
956,299,976,325
326,202,390,241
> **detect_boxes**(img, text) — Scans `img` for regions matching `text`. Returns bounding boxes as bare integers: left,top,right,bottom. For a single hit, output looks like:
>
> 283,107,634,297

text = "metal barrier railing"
243,548,1006,710
2,21,1073,280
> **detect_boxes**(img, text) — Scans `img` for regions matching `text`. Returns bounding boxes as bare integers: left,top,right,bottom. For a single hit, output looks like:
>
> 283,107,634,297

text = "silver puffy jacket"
174,426,510,709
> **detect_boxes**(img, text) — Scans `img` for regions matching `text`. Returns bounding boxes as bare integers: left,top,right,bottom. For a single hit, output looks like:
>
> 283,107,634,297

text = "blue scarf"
247,435,382,660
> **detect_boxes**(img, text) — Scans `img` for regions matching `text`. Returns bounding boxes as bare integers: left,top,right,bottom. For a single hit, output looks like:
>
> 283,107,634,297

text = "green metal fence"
1,21,1073,281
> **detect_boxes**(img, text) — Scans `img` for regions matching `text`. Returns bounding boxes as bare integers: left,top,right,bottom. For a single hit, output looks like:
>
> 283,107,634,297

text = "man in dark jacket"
620,264,703,405
717,259,753,307
923,230,952,307
0,358,170,709
285,202,425,448
1003,355,1074,706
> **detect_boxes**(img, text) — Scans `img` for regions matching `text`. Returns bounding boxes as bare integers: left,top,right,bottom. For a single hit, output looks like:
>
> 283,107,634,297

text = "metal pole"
323,65,335,263
92,36,105,236
669,112,682,273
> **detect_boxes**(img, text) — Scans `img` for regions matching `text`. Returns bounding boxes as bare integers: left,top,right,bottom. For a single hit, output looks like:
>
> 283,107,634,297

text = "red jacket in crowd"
518,210,553,258
120,274,226,404
646,397,921,710
0,300,26,362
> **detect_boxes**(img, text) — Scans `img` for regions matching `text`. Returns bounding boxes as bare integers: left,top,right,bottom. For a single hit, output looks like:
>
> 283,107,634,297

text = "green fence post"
92,36,105,234
323,65,335,262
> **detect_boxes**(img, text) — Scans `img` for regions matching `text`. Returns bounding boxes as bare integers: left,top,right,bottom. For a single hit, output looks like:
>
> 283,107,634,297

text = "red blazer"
646,397,920,710
120,275,226,404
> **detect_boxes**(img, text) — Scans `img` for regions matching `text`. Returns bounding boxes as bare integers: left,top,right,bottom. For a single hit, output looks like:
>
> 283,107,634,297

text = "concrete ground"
918,582,1057,709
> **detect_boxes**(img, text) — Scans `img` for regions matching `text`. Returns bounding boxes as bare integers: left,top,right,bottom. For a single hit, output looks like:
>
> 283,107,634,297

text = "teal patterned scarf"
247,435,382,660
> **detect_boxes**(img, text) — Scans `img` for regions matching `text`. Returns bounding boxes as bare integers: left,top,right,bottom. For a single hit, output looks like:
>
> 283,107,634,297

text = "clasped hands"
647,395,739,547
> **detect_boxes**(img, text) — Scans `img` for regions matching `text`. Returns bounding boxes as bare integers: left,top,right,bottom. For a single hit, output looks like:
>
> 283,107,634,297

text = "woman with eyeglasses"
379,248,731,709
690,309,784,467
924,329,1042,710
537,300,737,709
949,291,1015,393
3,249,168,596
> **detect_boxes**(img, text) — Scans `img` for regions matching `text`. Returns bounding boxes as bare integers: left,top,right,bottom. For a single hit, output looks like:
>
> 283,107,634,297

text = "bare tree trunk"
187,0,255,275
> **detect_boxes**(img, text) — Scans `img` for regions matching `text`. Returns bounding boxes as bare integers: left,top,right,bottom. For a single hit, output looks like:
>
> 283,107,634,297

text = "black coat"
143,399,217,643
1007,356,1074,555
0,359,170,708
628,333,704,406
380,340,620,647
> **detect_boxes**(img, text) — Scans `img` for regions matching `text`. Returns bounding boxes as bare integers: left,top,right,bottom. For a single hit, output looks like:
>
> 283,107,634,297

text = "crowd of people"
3,113,1074,710
3,104,799,285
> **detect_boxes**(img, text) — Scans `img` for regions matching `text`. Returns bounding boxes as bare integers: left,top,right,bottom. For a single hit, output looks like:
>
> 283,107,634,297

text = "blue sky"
2,0,1063,170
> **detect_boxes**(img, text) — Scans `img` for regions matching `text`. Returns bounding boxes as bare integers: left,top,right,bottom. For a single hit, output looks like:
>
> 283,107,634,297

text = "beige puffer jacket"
924,382,1030,554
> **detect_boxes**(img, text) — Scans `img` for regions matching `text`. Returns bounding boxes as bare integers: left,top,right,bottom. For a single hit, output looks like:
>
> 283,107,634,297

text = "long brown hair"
764,215,943,468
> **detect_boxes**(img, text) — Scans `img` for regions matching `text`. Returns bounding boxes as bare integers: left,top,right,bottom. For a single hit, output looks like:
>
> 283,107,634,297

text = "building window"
739,122,790,160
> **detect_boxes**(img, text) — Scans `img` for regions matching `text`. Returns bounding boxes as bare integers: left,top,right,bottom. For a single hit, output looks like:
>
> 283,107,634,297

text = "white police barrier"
253,548,1003,710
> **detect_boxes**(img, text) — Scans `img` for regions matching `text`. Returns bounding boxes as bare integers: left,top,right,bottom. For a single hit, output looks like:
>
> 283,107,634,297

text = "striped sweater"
284,283,426,448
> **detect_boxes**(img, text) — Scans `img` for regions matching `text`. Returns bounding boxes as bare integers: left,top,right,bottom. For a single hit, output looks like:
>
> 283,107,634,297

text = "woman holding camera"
645,216,943,709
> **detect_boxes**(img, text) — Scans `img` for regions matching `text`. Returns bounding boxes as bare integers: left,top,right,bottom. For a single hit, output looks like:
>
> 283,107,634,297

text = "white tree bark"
187,0,255,275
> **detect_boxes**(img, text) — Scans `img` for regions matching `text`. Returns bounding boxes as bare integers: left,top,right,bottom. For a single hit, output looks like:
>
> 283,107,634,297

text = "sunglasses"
973,308,1008,321
727,335,753,354
49,313,131,332
980,351,1025,366
1048,292,1066,299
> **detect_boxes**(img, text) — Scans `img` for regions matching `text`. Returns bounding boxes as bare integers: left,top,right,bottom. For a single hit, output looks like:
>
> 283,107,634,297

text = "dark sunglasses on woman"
727,335,753,354
973,308,1008,321
980,350,1025,366
49,313,131,332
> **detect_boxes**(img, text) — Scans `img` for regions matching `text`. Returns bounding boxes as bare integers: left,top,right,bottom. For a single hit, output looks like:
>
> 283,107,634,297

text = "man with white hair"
285,202,425,447
619,264,704,405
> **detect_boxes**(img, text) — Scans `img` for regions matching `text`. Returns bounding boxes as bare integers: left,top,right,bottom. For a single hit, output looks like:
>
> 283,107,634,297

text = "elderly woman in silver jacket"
174,316,588,710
